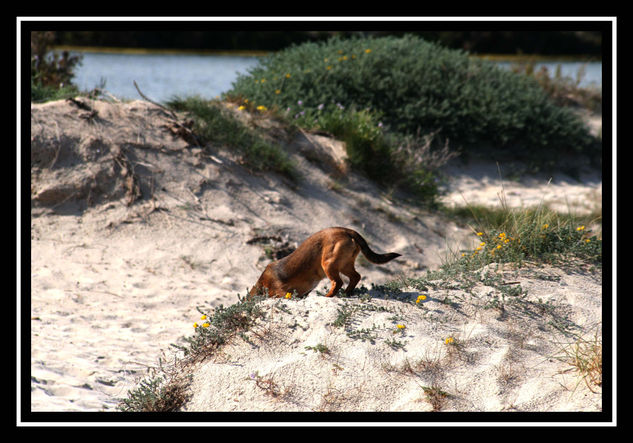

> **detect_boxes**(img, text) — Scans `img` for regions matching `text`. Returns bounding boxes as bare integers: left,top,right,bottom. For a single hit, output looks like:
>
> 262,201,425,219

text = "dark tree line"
53,31,602,56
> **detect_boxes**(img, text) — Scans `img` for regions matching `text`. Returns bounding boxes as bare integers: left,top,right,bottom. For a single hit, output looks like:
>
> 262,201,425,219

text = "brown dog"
249,227,400,298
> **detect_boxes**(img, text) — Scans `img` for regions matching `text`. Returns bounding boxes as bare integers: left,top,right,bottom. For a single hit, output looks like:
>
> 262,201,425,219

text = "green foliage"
167,96,297,180
31,31,83,102
118,376,187,412
227,34,599,168
450,203,602,268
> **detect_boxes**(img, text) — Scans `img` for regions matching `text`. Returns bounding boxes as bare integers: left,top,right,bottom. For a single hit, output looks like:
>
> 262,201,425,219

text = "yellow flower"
202,322,210,328
285,73,291,78
285,292,292,299
496,244,502,249
577,226,585,231
542,224,549,229
365,48,372,53
260,78,266,83
499,232,506,238
480,242,486,247
416,294,427,303
476,232,483,236
193,322,198,328
275,89,281,95
238,105,246,111
200,315,207,320
585,239,591,243
476,246,482,251
445,337,455,345
326,65,333,70
396,324,405,329
256,105,268,112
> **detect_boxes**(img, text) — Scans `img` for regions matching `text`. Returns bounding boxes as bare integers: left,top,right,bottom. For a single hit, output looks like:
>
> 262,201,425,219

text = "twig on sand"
133,80,201,145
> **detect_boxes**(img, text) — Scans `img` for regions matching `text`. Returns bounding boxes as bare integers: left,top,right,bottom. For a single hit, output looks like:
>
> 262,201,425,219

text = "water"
68,50,602,103
70,51,261,103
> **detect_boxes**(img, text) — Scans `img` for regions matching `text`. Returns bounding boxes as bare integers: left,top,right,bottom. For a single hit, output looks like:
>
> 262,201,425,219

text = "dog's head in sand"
249,227,400,298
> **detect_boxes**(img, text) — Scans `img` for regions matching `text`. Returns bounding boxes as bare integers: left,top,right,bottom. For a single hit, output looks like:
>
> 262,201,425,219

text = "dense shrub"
227,35,599,167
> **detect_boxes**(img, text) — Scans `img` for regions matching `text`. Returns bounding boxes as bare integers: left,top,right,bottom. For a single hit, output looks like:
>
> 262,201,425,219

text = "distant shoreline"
53,45,601,62
52,45,270,57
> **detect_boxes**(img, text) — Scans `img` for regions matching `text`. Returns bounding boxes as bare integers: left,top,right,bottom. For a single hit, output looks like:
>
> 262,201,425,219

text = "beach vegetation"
227,34,600,187
166,96,298,180
31,31,83,102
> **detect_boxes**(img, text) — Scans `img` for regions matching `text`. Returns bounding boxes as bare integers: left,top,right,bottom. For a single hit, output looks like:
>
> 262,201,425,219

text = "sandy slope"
27,98,603,415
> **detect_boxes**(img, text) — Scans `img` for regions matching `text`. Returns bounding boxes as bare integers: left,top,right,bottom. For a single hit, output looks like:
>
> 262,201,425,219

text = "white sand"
26,98,603,417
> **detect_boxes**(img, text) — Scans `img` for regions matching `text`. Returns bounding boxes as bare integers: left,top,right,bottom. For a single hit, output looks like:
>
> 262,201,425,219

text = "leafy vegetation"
31,31,83,102
227,34,600,174
166,96,298,180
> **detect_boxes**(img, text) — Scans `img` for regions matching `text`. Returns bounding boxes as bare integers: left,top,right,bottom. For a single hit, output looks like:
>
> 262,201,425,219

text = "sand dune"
27,98,603,419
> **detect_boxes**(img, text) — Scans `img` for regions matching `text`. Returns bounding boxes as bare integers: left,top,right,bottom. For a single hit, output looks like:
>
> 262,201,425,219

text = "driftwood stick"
133,80,201,145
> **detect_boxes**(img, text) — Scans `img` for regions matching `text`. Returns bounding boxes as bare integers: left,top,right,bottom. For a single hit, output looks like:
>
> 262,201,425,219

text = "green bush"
227,34,599,167
167,96,297,179
31,31,82,102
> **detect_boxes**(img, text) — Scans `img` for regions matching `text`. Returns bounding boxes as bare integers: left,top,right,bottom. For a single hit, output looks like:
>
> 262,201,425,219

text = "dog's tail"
349,230,401,264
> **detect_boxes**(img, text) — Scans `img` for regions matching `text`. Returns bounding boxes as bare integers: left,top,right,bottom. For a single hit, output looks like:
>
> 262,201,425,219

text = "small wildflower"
275,89,281,95
476,246,482,251
317,103,324,110
285,73,291,78
237,105,246,111
542,224,549,230
193,322,198,328
496,244,502,249
285,292,292,299
260,78,266,83
202,322,210,328
499,232,506,238
585,239,591,243
416,294,427,303
365,48,372,53
256,105,268,112
577,226,585,231
480,242,486,247
200,315,207,320
396,324,406,330
326,65,333,70
476,232,483,236
445,337,455,345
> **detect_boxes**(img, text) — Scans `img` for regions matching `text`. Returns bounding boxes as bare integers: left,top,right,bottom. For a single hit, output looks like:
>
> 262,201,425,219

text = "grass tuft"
167,96,298,180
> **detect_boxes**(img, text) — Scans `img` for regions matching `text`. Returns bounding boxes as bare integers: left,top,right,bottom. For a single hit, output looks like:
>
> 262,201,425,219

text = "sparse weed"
556,330,602,392
167,96,297,179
